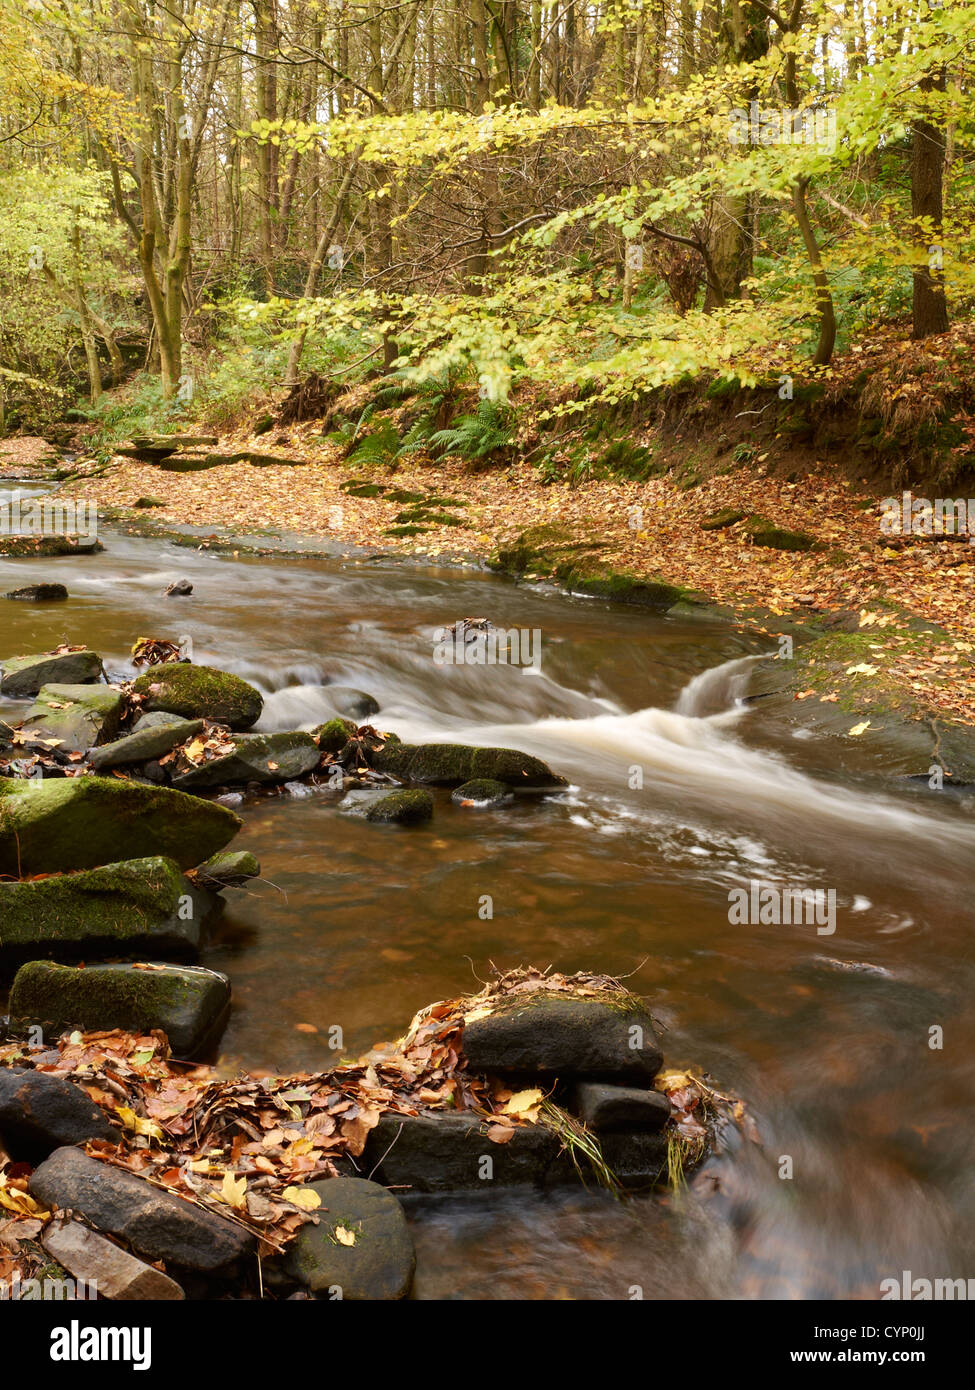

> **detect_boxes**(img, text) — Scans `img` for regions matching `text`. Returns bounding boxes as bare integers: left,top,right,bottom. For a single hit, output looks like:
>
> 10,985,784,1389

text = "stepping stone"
0,1068,116,1162
279,1176,414,1300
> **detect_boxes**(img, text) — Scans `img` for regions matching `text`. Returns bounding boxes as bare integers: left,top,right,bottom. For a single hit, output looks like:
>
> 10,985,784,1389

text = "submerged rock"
9,960,232,1057
0,776,241,875
29,1146,253,1274
461,994,663,1082
132,663,263,731
326,686,380,720
0,649,102,697
21,683,123,753
0,857,215,966
451,778,512,807
170,731,320,789
364,789,434,824
371,742,567,792
279,1177,415,1300
3,583,68,602
0,1068,117,1162
42,1220,185,1300
88,716,204,769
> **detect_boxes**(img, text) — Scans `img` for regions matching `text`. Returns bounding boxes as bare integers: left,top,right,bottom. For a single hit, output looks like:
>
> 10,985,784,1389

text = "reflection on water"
2,515,974,1299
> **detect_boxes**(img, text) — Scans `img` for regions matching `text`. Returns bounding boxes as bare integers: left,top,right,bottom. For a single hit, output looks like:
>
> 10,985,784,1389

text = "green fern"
347,418,400,467
427,400,513,464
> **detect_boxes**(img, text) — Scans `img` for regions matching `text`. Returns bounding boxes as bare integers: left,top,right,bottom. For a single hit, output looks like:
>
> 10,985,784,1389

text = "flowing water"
2,486,974,1300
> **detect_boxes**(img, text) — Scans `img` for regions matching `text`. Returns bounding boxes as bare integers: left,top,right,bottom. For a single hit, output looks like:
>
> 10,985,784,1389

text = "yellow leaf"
502,1088,543,1120
463,1005,494,1024
845,663,878,676
115,1105,163,1140
334,1224,356,1246
848,721,871,737
220,1172,248,1208
282,1185,321,1211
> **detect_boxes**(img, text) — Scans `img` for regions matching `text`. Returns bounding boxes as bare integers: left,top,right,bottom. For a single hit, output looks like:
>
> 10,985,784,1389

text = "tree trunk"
911,69,949,339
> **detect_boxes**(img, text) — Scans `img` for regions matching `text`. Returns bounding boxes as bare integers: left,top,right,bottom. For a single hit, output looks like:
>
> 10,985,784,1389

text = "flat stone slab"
9,960,231,1057
29,1147,253,1274
42,1219,185,1300
21,683,123,753
89,718,204,770
0,650,101,697
170,731,320,788
0,776,241,876
280,1177,414,1300
0,857,212,967
0,1068,117,1161
572,1081,672,1133
461,994,663,1083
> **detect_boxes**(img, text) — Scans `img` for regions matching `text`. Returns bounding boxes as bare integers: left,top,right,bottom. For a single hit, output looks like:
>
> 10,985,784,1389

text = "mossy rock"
131,663,263,730
741,515,819,552
314,716,357,754
89,717,204,770
278,1176,414,1300
9,960,231,1057
341,482,386,498
0,536,103,559
384,524,430,537
700,507,745,532
1,649,102,698
133,497,166,509
554,555,685,611
0,858,215,968
0,777,241,876
194,849,261,890
364,789,434,825
21,684,124,754
370,741,567,792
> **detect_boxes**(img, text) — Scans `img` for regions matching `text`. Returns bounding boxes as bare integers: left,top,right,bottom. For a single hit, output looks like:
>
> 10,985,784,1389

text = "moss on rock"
8,960,231,1057
370,741,567,791
314,716,358,753
364,789,434,824
0,857,213,966
0,776,241,876
131,663,263,730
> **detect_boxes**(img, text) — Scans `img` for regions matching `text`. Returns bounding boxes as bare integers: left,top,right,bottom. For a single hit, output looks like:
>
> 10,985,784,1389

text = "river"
2,489,974,1300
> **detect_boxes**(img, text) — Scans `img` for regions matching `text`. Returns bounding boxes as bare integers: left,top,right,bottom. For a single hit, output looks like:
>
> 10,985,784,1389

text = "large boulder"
131,664,263,730
42,1219,185,1300
461,994,663,1082
21,684,124,753
29,1147,253,1275
0,1068,117,1162
170,731,320,789
370,741,567,792
0,776,241,875
279,1177,414,1300
8,961,231,1057
0,649,102,698
0,858,215,967
88,717,203,770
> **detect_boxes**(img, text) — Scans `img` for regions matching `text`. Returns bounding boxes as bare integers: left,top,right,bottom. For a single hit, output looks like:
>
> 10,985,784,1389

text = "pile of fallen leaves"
0,968,728,1279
